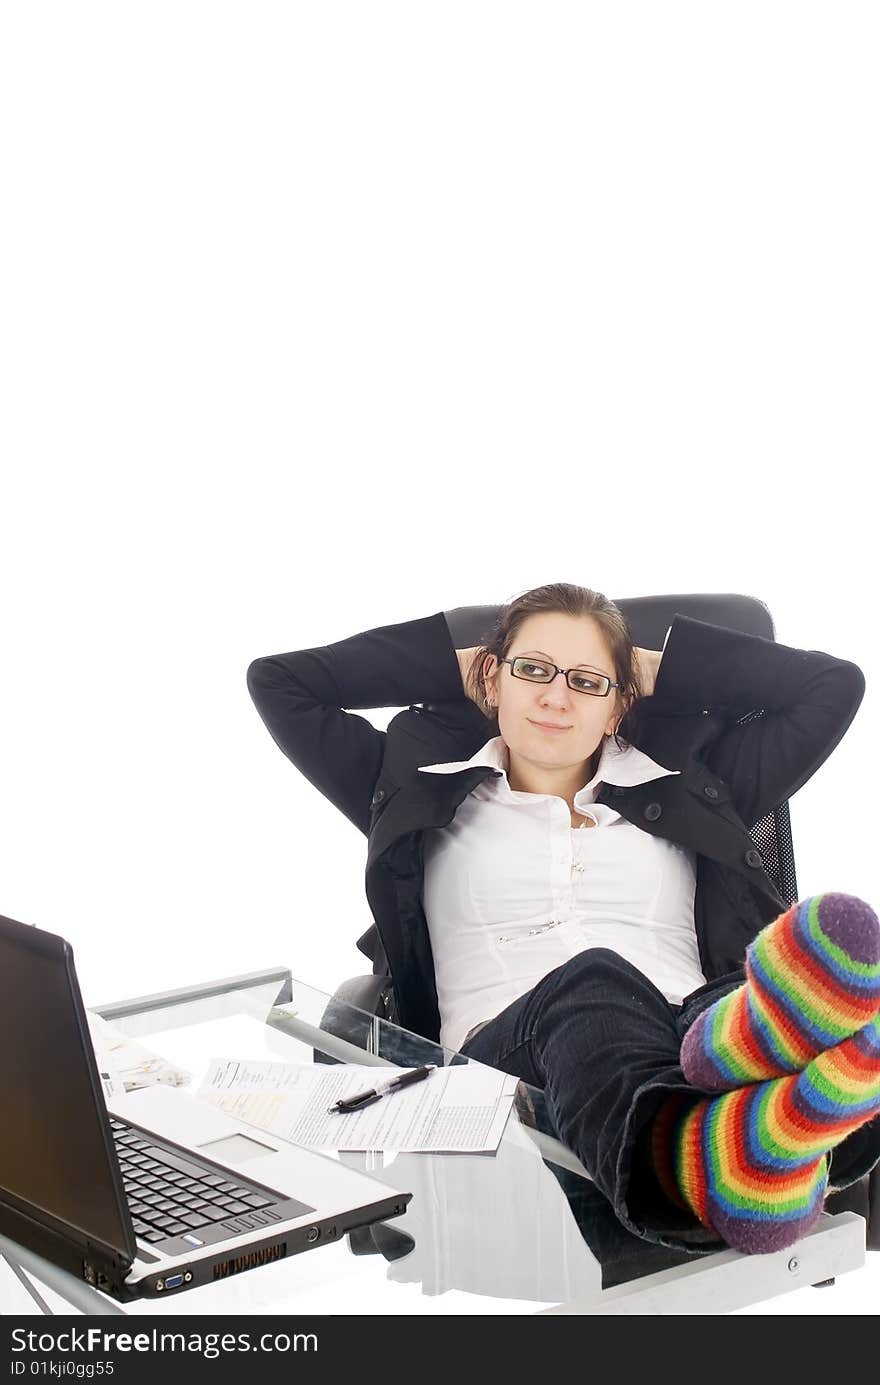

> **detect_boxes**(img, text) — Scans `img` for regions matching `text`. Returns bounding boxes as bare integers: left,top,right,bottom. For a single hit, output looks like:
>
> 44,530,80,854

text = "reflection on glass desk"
35,966,858,1318
76,969,696,1314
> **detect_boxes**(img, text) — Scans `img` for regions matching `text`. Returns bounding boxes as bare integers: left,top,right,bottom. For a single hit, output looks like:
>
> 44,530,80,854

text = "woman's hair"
462,582,644,751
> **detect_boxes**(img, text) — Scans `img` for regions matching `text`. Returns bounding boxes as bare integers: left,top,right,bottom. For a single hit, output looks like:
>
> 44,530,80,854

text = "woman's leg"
652,893,880,1253
459,894,880,1256
460,947,743,1251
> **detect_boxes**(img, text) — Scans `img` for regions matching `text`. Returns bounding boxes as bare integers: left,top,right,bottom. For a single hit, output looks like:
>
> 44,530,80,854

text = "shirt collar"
417,734,679,802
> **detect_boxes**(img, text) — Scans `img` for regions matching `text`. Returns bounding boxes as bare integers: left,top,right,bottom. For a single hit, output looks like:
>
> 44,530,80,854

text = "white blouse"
419,735,706,1053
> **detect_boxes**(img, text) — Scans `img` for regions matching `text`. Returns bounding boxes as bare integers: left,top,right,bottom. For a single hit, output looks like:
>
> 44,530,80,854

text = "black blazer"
247,610,865,1043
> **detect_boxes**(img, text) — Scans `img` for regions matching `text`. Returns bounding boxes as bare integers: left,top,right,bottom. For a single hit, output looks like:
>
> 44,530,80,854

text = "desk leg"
0,1233,125,1316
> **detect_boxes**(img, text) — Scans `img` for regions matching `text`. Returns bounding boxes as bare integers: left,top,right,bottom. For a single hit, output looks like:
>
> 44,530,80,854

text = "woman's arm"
648,614,865,828
633,646,663,698
247,611,467,836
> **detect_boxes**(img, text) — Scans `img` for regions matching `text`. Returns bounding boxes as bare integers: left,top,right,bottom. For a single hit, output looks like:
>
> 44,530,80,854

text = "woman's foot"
652,1011,880,1254
681,893,880,1091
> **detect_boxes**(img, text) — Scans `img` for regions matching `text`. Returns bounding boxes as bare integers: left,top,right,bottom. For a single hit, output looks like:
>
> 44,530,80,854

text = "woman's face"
483,612,625,774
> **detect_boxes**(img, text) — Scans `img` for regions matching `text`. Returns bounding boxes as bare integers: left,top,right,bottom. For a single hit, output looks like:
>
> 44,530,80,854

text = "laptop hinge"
0,1191,131,1291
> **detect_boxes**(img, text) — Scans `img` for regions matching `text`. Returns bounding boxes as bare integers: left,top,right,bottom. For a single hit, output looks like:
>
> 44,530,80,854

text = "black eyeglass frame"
498,657,621,698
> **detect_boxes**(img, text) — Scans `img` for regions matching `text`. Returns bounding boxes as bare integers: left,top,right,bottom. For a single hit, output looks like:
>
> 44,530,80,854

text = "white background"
1,2,877,1314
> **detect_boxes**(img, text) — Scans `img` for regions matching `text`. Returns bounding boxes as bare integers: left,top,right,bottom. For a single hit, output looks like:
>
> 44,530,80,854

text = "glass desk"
0,968,865,1316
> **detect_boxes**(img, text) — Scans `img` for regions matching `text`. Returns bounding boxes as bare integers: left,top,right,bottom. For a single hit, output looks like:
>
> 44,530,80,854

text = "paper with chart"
197,1058,519,1153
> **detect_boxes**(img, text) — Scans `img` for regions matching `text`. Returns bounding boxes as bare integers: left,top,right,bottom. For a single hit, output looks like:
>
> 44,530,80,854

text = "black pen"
327,1064,436,1114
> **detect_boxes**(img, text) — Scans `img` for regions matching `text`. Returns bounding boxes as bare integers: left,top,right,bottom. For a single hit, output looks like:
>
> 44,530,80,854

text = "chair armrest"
314,974,395,1066
333,973,394,1017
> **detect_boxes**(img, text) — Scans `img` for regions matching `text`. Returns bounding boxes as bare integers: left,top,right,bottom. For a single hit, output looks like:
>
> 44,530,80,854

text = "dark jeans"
459,947,880,1253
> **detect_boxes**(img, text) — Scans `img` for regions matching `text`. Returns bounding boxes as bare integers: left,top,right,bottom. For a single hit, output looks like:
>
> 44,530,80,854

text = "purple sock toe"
680,1010,730,1091
813,893,880,967
707,1192,825,1256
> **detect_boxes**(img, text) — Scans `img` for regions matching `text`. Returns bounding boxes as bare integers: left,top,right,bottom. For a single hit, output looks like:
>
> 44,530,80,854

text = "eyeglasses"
499,657,620,698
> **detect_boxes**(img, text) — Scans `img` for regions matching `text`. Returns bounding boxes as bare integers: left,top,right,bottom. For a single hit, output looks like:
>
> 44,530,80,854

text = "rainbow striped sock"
652,1012,880,1254
680,894,880,1091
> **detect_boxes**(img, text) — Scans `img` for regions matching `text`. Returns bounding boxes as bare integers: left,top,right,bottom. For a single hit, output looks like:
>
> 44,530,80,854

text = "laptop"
0,913,412,1301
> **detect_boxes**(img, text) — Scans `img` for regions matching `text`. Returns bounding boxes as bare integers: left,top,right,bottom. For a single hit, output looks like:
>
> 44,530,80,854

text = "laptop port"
160,1274,185,1291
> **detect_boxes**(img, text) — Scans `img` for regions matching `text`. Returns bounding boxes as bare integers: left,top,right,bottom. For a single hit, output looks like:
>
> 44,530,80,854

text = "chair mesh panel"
752,806,799,907
735,707,799,907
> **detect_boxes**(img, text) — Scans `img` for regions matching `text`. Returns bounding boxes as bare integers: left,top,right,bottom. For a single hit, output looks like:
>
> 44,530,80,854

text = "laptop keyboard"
109,1117,277,1247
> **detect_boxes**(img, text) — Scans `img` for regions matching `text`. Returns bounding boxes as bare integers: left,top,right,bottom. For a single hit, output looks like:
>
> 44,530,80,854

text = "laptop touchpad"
199,1133,278,1163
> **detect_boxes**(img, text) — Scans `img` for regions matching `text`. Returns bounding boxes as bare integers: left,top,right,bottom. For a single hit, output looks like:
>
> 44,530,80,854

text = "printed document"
198,1059,518,1154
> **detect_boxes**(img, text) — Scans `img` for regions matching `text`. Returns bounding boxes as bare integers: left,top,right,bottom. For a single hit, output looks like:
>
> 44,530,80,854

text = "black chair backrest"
442,593,798,908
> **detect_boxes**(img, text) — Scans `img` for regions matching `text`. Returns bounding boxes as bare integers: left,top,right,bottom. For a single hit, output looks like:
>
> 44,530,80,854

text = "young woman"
247,583,880,1256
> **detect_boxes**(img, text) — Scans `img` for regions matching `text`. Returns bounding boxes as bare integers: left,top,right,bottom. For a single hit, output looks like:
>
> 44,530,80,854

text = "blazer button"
643,802,662,822
371,788,386,807
745,848,763,868
703,785,719,800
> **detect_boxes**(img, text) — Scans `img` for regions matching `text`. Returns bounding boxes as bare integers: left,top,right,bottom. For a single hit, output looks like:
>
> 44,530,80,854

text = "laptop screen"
0,915,132,1258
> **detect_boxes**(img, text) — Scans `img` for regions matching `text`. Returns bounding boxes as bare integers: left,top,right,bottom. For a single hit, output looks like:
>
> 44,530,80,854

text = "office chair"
324,592,878,1256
